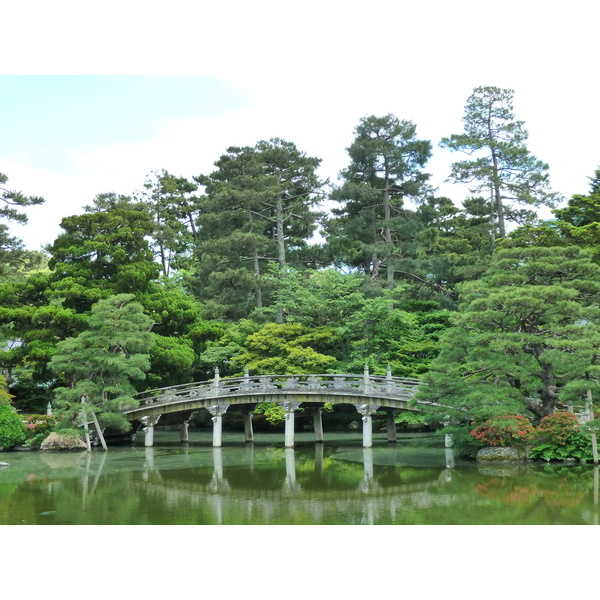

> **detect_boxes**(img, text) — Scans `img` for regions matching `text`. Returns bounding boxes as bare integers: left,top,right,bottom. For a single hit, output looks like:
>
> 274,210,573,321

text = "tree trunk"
383,162,395,282
487,113,506,238
276,194,286,268
247,205,263,309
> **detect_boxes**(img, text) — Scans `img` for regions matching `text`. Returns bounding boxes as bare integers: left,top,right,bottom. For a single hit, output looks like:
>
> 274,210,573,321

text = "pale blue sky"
2,2,599,250
1,76,246,172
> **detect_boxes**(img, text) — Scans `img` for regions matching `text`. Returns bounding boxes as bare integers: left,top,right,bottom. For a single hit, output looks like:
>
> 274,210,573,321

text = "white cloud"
3,1,599,248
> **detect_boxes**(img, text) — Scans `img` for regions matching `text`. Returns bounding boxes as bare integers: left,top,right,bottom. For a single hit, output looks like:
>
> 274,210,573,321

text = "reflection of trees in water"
2,449,599,524
473,466,596,512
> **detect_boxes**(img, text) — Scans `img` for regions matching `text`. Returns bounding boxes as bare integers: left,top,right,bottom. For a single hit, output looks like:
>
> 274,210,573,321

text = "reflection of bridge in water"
71,444,457,525
125,367,422,449
131,444,457,525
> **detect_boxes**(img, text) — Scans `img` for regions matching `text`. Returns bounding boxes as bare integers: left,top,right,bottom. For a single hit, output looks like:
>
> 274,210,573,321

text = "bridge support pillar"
313,408,324,443
180,420,189,443
208,402,229,447
140,415,161,448
145,426,154,447
281,400,301,448
355,403,380,448
386,411,397,443
244,411,254,443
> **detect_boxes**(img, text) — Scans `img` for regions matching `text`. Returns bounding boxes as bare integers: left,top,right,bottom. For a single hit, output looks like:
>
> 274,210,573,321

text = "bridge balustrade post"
386,364,393,394
443,415,453,448
363,363,372,394
213,367,221,396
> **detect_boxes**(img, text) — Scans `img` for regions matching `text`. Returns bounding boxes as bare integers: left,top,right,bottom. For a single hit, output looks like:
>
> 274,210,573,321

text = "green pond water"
1,430,598,525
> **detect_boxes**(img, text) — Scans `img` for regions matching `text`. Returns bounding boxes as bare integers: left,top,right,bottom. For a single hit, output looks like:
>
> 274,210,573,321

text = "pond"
1,430,599,525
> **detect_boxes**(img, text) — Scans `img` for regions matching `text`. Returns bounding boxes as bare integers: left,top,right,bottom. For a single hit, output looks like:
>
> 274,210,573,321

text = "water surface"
1,431,598,525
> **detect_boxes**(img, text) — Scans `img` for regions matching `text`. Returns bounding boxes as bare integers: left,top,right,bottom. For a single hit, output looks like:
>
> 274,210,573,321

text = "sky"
2,1,599,251
2,0,598,576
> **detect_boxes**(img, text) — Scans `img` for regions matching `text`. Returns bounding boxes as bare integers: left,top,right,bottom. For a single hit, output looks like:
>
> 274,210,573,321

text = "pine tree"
417,246,600,423
327,114,432,282
440,86,561,239
49,294,155,435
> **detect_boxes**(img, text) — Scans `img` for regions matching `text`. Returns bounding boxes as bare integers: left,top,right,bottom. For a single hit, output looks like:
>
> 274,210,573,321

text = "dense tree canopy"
327,114,432,282
189,138,324,320
417,246,600,422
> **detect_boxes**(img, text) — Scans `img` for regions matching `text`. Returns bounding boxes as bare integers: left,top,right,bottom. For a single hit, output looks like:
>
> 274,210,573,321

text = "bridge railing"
135,373,421,409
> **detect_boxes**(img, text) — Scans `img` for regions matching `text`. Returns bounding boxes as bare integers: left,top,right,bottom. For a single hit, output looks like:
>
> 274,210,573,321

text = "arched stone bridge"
125,366,422,449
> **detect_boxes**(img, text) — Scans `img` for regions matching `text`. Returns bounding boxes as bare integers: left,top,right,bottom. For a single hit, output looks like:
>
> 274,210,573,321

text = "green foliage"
508,171,600,264
138,170,201,277
146,334,195,388
440,86,561,238
0,404,26,448
394,411,427,426
528,412,593,461
264,268,449,376
0,172,45,280
23,414,56,447
49,294,155,432
190,138,324,319
0,374,13,404
253,402,286,426
327,114,432,281
0,377,26,447
529,433,593,462
417,246,600,423
470,415,536,448
48,193,159,310
0,194,162,391
230,322,338,375
197,319,260,378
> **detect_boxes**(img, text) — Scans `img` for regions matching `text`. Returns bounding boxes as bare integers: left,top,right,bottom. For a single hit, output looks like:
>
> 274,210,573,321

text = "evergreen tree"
440,86,561,239
49,294,155,434
191,138,324,319
326,114,432,282
138,170,201,277
417,246,600,424
507,166,600,262
0,171,45,280
48,193,159,312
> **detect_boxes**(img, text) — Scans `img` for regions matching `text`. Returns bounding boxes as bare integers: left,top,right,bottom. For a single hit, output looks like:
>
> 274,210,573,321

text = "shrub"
23,414,56,448
534,412,580,445
529,412,593,462
0,403,26,449
254,402,286,426
470,415,536,448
